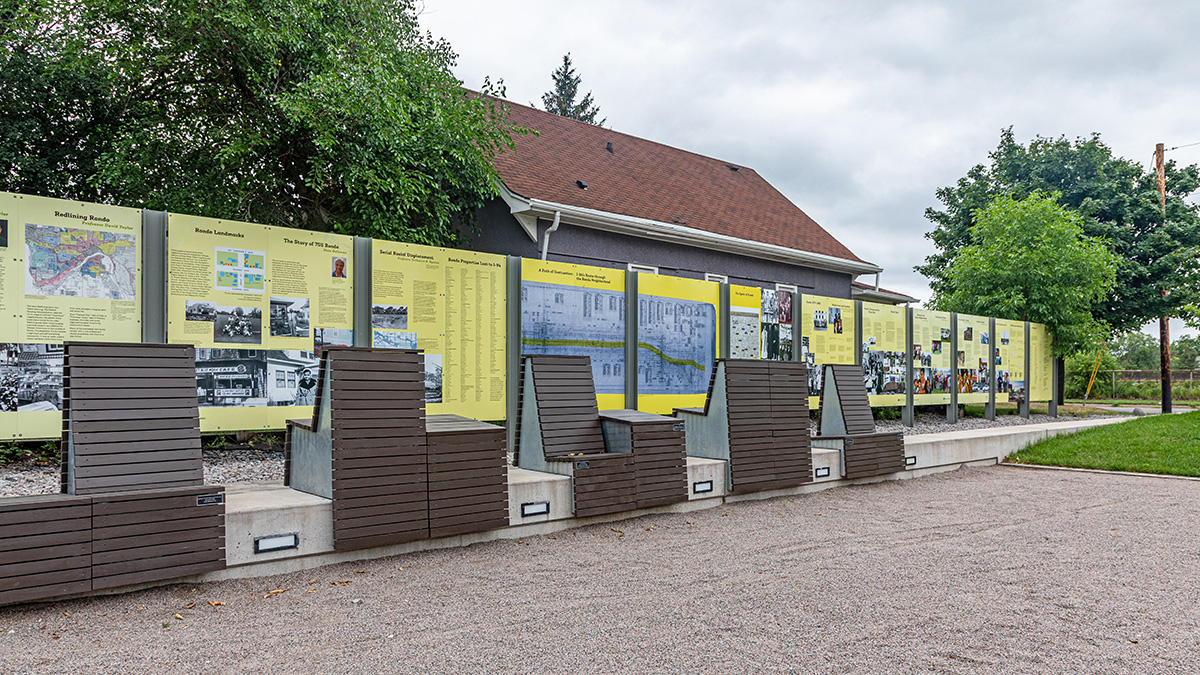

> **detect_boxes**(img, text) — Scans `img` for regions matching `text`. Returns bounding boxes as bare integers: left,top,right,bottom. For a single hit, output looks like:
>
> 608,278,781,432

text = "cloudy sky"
421,0,1200,333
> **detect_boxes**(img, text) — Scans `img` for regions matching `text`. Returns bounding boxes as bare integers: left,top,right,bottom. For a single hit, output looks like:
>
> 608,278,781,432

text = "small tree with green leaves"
541,53,605,125
940,192,1118,355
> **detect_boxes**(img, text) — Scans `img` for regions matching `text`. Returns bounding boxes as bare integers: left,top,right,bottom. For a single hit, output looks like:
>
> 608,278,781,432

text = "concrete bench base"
27,416,1132,593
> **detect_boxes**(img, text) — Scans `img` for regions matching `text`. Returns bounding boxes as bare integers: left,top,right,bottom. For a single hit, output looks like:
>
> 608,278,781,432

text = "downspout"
540,211,561,261
874,272,880,291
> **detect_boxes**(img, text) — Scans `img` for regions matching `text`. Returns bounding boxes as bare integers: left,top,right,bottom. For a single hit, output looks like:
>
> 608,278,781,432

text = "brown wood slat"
0,493,94,606
64,342,207,497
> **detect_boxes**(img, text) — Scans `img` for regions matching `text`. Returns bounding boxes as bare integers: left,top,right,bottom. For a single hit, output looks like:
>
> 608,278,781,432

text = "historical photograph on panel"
941,328,952,341
981,331,990,345
759,322,779,360
863,350,907,396
313,327,353,351
185,300,216,322
636,295,717,396
9,344,64,412
265,350,321,406
371,304,408,330
779,324,793,361
778,291,792,325
760,289,779,324
424,353,443,403
269,296,311,338
195,349,268,407
521,281,626,395
0,219,8,248
729,306,759,358
802,336,821,396
931,340,941,355
0,344,19,412
813,309,828,332
830,307,843,334
957,363,990,395
963,327,973,341
214,305,263,344
373,330,418,350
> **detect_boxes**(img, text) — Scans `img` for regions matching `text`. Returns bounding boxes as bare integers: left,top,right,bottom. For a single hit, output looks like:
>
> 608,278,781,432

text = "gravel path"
1,465,1195,674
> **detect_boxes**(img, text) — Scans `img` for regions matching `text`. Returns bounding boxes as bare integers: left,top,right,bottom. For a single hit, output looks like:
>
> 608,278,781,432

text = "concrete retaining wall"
199,416,1128,581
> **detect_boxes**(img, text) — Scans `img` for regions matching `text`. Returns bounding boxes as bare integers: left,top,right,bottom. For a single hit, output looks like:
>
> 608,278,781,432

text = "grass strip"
1008,411,1200,477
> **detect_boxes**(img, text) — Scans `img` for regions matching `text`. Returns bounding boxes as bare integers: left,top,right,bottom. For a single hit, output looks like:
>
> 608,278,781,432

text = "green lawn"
1008,411,1200,477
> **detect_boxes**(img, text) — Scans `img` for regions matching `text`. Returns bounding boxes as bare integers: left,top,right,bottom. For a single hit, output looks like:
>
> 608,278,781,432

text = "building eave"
851,286,916,305
499,184,882,276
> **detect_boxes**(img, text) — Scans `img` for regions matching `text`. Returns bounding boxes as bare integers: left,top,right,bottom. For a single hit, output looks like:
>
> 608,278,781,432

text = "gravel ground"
0,414,1120,497
1,465,1196,674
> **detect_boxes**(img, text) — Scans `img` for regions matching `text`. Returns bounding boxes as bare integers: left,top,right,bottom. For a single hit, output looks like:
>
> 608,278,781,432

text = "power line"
1166,141,1200,152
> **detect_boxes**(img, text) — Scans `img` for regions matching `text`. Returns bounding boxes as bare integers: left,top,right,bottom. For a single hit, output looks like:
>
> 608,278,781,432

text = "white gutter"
540,211,561,260
499,184,882,276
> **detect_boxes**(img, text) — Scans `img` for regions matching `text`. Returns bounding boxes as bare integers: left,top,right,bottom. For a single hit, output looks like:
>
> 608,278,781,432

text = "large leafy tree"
0,0,520,246
541,53,605,126
942,193,1118,355
921,128,1200,336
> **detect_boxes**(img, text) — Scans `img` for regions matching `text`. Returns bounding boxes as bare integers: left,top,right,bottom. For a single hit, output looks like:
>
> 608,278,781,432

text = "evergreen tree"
541,53,605,125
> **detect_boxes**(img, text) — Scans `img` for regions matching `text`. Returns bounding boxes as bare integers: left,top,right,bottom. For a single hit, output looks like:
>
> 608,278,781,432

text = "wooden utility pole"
1156,143,1172,414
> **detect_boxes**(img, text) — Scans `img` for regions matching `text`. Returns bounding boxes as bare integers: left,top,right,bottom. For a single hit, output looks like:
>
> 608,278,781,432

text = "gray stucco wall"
457,198,853,299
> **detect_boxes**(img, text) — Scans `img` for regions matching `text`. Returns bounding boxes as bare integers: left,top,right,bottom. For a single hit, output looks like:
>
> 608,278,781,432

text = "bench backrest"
521,355,606,459
63,342,202,495
818,364,875,437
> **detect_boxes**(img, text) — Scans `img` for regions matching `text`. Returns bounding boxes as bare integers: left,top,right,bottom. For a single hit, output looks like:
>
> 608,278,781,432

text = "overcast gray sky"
421,0,1200,334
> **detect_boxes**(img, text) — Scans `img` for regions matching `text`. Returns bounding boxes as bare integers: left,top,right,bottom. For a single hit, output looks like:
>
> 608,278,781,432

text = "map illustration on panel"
520,281,625,394
25,225,136,300
637,294,716,396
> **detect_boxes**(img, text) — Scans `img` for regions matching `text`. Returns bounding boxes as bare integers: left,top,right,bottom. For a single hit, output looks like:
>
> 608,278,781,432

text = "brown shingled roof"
851,281,918,303
491,99,869,264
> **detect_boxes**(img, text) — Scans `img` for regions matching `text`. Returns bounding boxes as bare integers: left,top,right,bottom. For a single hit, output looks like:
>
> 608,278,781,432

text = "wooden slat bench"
675,359,813,492
288,347,428,551
287,348,511,550
426,414,508,539
0,495,93,606
813,364,905,479
516,355,688,517
0,342,226,606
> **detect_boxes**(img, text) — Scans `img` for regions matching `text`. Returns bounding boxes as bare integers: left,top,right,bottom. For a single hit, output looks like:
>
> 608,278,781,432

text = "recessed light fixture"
815,467,831,478
521,501,551,517
692,480,714,494
254,532,300,553
905,456,917,466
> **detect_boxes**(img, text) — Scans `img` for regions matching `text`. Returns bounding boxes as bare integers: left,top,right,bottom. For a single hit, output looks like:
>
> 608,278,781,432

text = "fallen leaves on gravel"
207,601,225,607
262,588,289,598
173,614,184,621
